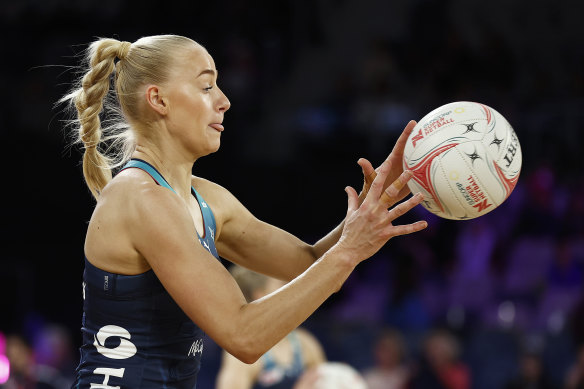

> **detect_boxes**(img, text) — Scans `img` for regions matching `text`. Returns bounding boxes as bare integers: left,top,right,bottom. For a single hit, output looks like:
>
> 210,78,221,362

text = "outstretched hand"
337,154,427,266
358,120,417,207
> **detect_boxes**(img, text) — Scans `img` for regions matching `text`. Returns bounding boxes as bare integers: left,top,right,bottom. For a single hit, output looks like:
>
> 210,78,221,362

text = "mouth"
209,123,224,132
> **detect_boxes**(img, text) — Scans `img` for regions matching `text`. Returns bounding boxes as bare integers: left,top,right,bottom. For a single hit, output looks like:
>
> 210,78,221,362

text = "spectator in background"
216,265,326,389
33,325,75,387
565,344,584,389
361,328,409,389
410,329,470,389
1,334,68,389
504,352,553,389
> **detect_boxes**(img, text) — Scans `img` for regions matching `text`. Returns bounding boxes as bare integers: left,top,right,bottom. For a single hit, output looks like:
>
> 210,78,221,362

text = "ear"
145,85,168,115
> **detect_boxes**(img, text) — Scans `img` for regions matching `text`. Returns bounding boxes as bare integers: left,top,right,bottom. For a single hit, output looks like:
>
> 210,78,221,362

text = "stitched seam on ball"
437,148,467,219
455,145,498,208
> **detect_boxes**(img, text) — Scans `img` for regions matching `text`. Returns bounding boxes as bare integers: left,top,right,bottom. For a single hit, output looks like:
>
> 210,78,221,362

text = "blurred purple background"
1,0,583,388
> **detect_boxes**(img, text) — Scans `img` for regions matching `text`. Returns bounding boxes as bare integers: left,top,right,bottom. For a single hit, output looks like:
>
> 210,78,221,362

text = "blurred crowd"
1,0,583,388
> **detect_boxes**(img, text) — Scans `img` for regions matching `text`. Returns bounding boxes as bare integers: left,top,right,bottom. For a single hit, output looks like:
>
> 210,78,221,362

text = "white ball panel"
403,101,521,220
454,143,506,207
434,146,491,219
432,149,470,219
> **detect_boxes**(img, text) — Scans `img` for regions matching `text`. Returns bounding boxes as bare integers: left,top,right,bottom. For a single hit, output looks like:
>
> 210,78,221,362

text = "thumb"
345,186,359,215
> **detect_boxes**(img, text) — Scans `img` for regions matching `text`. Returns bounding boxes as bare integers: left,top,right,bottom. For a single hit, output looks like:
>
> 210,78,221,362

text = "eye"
203,86,213,92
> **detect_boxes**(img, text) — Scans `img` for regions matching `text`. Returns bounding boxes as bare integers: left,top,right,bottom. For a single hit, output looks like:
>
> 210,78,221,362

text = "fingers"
364,159,392,204
391,120,417,155
387,192,424,221
363,167,414,208
386,220,428,238
380,192,427,237
345,186,359,215
358,158,375,182
380,170,413,207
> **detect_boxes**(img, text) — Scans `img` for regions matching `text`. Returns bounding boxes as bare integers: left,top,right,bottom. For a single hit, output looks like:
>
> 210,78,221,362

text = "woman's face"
163,44,231,158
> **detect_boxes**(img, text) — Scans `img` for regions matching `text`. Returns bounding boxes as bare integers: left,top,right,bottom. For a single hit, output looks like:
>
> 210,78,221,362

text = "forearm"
230,245,354,362
311,219,345,259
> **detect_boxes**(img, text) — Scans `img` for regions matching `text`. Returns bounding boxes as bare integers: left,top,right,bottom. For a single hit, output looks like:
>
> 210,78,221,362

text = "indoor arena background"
1,0,583,388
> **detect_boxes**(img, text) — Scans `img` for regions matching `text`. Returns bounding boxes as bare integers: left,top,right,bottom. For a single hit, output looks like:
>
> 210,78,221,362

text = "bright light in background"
0,332,8,384
498,301,516,328
0,355,9,384
0,332,5,354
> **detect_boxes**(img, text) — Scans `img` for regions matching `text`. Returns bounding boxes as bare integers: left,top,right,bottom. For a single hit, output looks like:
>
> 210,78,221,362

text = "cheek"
185,97,213,124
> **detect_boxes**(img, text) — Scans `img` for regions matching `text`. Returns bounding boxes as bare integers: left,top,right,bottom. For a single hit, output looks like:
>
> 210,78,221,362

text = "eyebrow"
197,69,217,78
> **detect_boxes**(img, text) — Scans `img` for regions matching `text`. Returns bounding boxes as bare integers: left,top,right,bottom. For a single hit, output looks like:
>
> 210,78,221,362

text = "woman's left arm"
211,120,418,280
211,186,319,280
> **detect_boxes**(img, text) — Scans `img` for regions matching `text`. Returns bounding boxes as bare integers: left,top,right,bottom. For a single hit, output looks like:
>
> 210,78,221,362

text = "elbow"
234,351,261,365
223,332,266,364
226,343,262,365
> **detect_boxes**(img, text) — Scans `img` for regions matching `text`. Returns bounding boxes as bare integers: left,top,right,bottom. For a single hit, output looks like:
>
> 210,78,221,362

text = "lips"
209,123,224,132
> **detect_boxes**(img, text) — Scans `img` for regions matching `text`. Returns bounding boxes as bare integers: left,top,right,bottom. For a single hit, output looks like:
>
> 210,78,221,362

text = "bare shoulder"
85,169,187,274
101,168,185,220
191,175,233,200
191,175,243,223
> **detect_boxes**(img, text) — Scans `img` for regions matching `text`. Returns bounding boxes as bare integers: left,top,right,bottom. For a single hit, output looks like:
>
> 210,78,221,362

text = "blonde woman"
216,266,326,389
62,34,427,388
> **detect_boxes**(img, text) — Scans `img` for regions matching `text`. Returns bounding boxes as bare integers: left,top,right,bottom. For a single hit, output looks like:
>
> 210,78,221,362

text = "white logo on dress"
201,202,208,208
188,339,204,357
94,325,137,360
90,367,125,389
209,227,215,240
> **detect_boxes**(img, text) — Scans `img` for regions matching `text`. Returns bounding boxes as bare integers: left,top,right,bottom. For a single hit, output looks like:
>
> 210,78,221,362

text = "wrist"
326,242,359,272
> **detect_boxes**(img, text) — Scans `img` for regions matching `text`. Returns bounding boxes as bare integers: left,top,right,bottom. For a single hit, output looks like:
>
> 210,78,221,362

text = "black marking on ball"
462,122,479,134
490,135,503,150
466,149,482,165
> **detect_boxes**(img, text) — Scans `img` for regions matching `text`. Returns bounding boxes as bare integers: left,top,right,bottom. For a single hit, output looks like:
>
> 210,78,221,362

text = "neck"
132,143,195,199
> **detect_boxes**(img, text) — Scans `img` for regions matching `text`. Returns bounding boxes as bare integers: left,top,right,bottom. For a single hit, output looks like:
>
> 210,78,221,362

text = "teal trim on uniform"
123,159,177,194
192,187,217,239
121,159,219,259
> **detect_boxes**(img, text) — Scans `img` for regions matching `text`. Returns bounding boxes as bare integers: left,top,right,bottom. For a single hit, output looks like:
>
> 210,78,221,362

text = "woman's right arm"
129,159,426,363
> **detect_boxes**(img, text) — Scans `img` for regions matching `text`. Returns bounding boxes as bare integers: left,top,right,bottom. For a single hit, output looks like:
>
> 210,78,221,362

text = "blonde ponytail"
61,35,198,199
61,39,130,198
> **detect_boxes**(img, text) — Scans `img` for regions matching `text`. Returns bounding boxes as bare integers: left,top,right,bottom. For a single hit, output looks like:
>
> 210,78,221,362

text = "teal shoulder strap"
192,187,217,240
121,159,218,254
121,159,177,194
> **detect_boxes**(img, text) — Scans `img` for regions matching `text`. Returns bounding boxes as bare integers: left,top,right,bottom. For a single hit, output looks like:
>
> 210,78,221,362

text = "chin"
196,143,221,158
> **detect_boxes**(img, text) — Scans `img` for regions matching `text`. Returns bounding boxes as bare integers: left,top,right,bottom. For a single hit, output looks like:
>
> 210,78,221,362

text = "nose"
217,88,231,113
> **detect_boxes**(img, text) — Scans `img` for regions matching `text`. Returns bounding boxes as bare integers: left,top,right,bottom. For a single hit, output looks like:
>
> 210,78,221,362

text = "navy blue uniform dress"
73,159,219,389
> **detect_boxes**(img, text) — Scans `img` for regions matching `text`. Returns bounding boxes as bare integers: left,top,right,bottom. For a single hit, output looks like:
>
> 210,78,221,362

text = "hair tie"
117,41,132,60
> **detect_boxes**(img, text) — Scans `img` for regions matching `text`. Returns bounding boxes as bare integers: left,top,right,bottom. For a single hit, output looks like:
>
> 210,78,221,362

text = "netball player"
62,34,427,388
